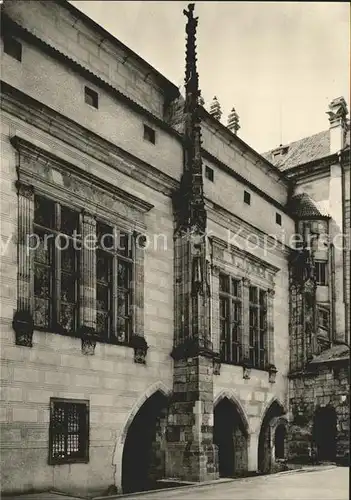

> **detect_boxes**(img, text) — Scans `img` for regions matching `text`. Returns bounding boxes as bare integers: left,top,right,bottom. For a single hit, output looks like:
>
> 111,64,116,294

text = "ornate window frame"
11,133,153,361
210,236,279,378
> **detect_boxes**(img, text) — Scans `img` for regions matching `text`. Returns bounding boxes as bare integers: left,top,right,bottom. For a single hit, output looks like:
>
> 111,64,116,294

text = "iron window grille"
33,195,80,333
49,398,89,465
249,286,267,369
96,221,133,344
219,273,242,365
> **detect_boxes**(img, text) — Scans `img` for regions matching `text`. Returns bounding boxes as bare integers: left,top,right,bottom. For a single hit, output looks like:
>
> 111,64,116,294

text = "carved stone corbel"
268,363,278,383
77,326,97,355
130,334,148,364
12,310,34,347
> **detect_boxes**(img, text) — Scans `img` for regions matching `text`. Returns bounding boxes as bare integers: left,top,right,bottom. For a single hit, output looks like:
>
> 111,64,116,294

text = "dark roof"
288,193,330,218
263,123,350,172
309,344,350,364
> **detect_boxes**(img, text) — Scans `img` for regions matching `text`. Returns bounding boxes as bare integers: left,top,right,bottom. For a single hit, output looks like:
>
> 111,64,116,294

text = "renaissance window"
249,286,267,369
96,222,133,343
33,195,80,333
244,190,251,205
315,261,327,286
205,165,214,182
219,273,242,365
49,398,89,465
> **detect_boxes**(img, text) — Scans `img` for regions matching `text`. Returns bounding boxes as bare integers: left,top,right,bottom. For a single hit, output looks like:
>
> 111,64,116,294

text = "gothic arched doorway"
122,391,168,493
313,406,337,462
258,400,285,474
213,397,248,477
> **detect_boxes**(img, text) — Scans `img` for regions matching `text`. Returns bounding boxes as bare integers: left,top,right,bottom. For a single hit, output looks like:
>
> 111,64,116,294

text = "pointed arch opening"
121,389,169,493
213,393,249,478
258,399,286,474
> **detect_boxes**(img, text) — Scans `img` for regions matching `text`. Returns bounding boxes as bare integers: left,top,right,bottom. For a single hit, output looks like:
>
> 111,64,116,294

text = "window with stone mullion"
95,222,133,344
219,273,242,365
249,286,267,369
33,195,80,333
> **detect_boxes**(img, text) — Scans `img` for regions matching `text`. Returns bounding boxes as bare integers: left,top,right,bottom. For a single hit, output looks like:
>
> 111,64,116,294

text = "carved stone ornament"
12,310,34,347
213,355,221,375
242,358,252,380
77,325,97,355
130,334,149,364
268,364,278,383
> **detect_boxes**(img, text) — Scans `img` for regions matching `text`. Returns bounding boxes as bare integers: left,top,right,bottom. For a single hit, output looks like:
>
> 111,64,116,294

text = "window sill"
220,359,268,372
34,326,132,348
49,457,89,466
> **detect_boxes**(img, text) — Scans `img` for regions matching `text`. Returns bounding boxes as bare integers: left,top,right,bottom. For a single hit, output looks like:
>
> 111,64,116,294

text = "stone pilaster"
242,277,251,364
267,288,275,366
13,181,35,347
211,265,220,354
80,211,96,330
79,211,96,354
16,181,34,312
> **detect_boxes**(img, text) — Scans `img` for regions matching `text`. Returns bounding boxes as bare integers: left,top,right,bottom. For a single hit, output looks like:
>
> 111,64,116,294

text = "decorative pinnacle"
209,96,222,121
227,107,240,134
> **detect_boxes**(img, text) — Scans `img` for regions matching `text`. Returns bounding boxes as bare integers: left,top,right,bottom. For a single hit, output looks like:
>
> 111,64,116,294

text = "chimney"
209,96,222,121
227,107,240,135
326,97,348,154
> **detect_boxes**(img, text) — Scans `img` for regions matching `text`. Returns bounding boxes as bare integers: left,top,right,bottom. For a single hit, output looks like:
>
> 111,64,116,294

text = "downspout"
330,241,337,343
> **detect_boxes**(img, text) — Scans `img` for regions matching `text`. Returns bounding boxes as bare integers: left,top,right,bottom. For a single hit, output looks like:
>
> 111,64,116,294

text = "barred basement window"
96,221,133,344
315,261,327,285
219,273,242,365
249,286,267,369
49,398,89,465
33,195,80,333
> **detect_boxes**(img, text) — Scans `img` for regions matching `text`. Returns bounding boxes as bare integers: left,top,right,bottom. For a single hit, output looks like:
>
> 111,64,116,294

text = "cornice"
11,134,154,215
1,81,178,196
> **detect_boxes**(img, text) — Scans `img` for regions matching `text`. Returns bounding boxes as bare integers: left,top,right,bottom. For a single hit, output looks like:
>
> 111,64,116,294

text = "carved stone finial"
326,96,348,125
227,107,240,134
209,96,222,121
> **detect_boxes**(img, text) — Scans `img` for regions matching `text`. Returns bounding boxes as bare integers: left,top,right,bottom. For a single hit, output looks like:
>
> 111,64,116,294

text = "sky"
70,1,350,153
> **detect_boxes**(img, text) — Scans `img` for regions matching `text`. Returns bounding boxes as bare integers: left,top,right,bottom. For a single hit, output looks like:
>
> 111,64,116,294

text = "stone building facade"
0,0,348,497
265,98,350,465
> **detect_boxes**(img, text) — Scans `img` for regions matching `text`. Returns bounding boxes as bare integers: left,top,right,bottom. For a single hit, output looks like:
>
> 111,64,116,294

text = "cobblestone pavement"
106,466,349,500
6,466,349,500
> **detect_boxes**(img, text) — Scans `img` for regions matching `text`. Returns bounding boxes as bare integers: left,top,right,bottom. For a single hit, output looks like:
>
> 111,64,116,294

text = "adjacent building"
264,99,350,465
0,0,349,497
